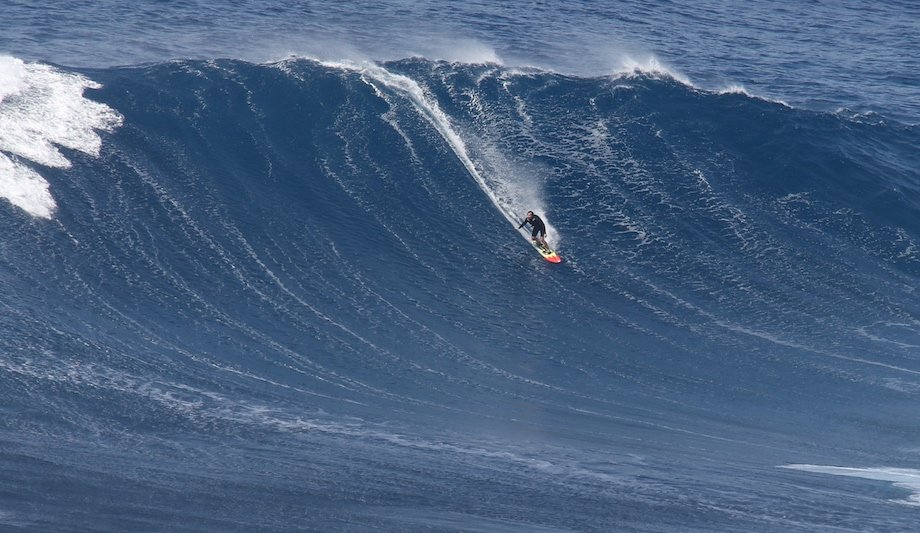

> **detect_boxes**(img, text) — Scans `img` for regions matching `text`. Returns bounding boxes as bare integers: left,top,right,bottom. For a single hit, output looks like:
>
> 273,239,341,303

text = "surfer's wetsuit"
519,214,546,238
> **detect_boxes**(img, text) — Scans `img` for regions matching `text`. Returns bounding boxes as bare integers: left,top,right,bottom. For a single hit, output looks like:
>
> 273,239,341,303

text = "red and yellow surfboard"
531,241,562,263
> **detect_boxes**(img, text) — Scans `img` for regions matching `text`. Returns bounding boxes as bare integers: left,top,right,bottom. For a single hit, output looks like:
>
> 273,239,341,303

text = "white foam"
614,55,692,86
782,464,920,506
717,83,791,108
0,153,57,219
0,56,28,102
716,84,751,96
0,55,122,219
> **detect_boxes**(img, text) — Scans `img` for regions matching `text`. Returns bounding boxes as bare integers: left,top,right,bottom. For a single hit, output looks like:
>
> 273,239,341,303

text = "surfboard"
532,241,562,263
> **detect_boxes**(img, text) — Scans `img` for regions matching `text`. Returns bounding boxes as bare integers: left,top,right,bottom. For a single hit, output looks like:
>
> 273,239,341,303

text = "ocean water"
1,1,919,531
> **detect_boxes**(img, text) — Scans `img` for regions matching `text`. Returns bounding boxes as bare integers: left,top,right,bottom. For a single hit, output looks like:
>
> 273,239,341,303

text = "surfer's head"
526,210,534,218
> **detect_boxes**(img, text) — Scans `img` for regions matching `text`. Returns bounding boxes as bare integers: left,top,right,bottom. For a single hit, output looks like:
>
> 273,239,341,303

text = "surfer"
518,211,549,250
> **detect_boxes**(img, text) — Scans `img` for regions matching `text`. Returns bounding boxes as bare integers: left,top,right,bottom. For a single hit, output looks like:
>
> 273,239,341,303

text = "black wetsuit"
518,214,546,238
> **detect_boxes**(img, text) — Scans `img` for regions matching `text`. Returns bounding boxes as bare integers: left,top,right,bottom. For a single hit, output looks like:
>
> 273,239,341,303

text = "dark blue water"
2,2,920,531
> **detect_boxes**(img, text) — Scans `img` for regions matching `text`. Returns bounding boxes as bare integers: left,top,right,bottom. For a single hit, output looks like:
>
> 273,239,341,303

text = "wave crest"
0,56,122,218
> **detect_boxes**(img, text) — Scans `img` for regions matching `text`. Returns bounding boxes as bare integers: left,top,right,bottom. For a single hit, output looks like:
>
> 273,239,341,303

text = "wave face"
2,58,920,531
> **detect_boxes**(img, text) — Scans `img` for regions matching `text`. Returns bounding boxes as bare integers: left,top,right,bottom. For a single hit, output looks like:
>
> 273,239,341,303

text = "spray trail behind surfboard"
322,59,560,248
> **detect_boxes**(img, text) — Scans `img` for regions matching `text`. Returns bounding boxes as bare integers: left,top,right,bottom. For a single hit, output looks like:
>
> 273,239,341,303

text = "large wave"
2,56,919,530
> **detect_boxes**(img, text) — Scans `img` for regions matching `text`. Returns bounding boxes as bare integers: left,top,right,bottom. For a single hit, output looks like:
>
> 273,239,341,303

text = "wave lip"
0,56,122,219
613,55,692,86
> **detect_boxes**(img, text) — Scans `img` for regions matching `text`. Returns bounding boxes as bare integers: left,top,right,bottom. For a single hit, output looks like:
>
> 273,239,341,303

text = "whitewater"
2,1,920,531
